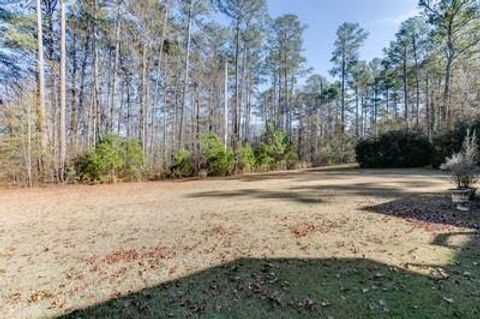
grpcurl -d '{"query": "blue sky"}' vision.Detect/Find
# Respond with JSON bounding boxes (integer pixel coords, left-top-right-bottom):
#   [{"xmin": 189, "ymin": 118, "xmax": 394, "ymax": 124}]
[{"xmin": 266, "ymin": 0, "xmax": 420, "ymax": 78}]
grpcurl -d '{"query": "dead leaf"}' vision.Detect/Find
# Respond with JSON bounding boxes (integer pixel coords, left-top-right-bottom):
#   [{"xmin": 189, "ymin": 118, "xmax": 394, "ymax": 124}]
[{"xmin": 28, "ymin": 291, "xmax": 54, "ymax": 303}]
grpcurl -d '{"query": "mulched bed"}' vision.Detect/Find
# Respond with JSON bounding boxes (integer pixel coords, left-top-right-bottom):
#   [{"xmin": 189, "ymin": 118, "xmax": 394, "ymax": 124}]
[{"xmin": 365, "ymin": 195, "xmax": 480, "ymax": 231}]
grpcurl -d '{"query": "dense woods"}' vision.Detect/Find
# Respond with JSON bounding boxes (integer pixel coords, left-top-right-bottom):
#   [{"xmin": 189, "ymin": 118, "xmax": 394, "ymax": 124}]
[{"xmin": 1, "ymin": 0, "xmax": 480, "ymax": 186}]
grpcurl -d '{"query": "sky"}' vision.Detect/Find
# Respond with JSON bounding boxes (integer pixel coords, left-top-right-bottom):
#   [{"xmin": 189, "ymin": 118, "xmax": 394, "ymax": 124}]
[{"xmin": 266, "ymin": 0, "xmax": 421, "ymax": 79}]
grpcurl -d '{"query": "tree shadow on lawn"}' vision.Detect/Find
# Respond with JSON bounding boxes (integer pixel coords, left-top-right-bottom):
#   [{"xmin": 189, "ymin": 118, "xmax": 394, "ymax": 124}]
[
  {"xmin": 188, "ymin": 188, "xmax": 325, "ymax": 205},
  {"xmin": 188, "ymin": 168, "xmax": 446, "ymax": 203},
  {"xmin": 60, "ymin": 197, "xmax": 480, "ymax": 319},
  {"xmin": 189, "ymin": 182, "xmax": 439, "ymax": 204},
  {"xmin": 230, "ymin": 166, "xmax": 445, "ymax": 184},
  {"xmin": 59, "ymin": 235, "xmax": 480, "ymax": 319},
  {"xmin": 231, "ymin": 166, "xmax": 360, "ymax": 183},
  {"xmin": 289, "ymin": 182, "xmax": 437, "ymax": 198}
]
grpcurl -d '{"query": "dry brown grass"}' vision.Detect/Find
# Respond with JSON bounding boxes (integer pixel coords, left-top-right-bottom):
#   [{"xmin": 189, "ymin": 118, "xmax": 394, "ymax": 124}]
[{"xmin": 0, "ymin": 167, "xmax": 475, "ymax": 318}]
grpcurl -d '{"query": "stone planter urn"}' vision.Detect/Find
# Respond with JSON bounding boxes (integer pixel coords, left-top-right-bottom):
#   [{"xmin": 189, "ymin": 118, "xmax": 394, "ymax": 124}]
[{"xmin": 450, "ymin": 188, "xmax": 476, "ymax": 211}]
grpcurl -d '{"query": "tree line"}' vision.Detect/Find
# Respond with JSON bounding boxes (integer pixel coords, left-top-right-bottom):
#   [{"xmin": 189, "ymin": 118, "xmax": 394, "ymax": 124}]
[{"xmin": 1, "ymin": 0, "xmax": 480, "ymax": 186}]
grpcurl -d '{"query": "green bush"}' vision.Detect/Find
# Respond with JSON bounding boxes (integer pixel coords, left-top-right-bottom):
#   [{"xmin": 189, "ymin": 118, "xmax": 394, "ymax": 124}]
[
  {"xmin": 356, "ymin": 130, "xmax": 433, "ymax": 168},
  {"xmin": 202, "ymin": 133, "xmax": 235, "ymax": 176},
  {"xmin": 285, "ymin": 143, "xmax": 298, "ymax": 170},
  {"xmin": 85, "ymin": 134, "xmax": 124, "ymax": 183},
  {"xmin": 171, "ymin": 148, "xmax": 194, "ymax": 178},
  {"xmin": 68, "ymin": 152, "xmax": 91, "ymax": 183},
  {"xmin": 69, "ymin": 134, "xmax": 144, "ymax": 184},
  {"xmin": 254, "ymin": 143, "xmax": 274, "ymax": 171},
  {"xmin": 255, "ymin": 126, "xmax": 297, "ymax": 171},
  {"xmin": 121, "ymin": 138, "xmax": 144, "ymax": 181},
  {"xmin": 237, "ymin": 143, "xmax": 256, "ymax": 173}
]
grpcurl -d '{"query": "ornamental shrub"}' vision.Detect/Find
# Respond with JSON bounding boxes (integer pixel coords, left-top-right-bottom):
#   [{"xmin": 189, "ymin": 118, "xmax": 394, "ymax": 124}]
[{"xmin": 441, "ymin": 130, "xmax": 479, "ymax": 189}]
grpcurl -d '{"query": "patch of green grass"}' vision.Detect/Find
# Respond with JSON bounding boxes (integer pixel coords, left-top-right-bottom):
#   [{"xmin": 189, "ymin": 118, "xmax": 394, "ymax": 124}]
[{"xmin": 63, "ymin": 233, "xmax": 480, "ymax": 319}]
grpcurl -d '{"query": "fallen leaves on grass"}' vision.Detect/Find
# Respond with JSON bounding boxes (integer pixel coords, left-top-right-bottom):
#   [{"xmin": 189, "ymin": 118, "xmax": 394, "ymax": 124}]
[
  {"xmin": 28, "ymin": 290, "xmax": 54, "ymax": 303},
  {"xmin": 48, "ymin": 298, "xmax": 66, "ymax": 310},
  {"xmin": 289, "ymin": 220, "xmax": 333, "ymax": 238},
  {"xmin": 202, "ymin": 225, "xmax": 239, "ymax": 248},
  {"xmin": 9, "ymin": 292, "xmax": 23, "ymax": 304},
  {"xmin": 105, "ymin": 249, "xmax": 141, "ymax": 264},
  {"xmin": 105, "ymin": 245, "xmax": 174, "ymax": 265},
  {"xmin": 144, "ymin": 246, "xmax": 174, "ymax": 261},
  {"xmin": 245, "ymin": 263, "xmax": 289, "ymax": 307},
  {"xmin": 249, "ymin": 282, "xmax": 282, "ymax": 306}
]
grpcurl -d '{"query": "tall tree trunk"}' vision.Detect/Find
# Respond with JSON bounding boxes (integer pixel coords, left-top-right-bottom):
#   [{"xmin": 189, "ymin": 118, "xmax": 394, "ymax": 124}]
[
  {"xmin": 180, "ymin": 0, "xmax": 193, "ymax": 149},
  {"xmin": 26, "ymin": 98, "xmax": 33, "ymax": 188},
  {"xmin": 109, "ymin": 2, "xmax": 121, "ymax": 131},
  {"xmin": 195, "ymin": 82, "xmax": 200, "ymax": 172},
  {"xmin": 126, "ymin": 78, "xmax": 131, "ymax": 138},
  {"xmin": 139, "ymin": 44, "xmax": 149, "ymax": 153},
  {"xmin": 355, "ymin": 86, "xmax": 359, "ymax": 137},
  {"xmin": 373, "ymin": 82, "xmax": 378, "ymax": 128},
  {"xmin": 45, "ymin": 0, "xmax": 57, "ymax": 181},
  {"xmin": 59, "ymin": 0, "xmax": 67, "ymax": 182},
  {"xmin": 163, "ymin": 52, "xmax": 169, "ymax": 164},
  {"xmin": 152, "ymin": 4, "xmax": 169, "ymax": 164},
  {"xmin": 35, "ymin": 0, "xmax": 48, "ymax": 174},
  {"xmin": 77, "ymin": 23, "xmax": 90, "ymax": 150},
  {"xmin": 245, "ymin": 69, "xmax": 251, "ymax": 140},
  {"xmin": 289, "ymin": 72, "xmax": 294, "ymax": 138},
  {"xmin": 403, "ymin": 49, "xmax": 409, "ymax": 127},
  {"xmin": 232, "ymin": 20, "xmax": 241, "ymax": 149},
  {"xmin": 224, "ymin": 61, "xmax": 228, "ymax": 152},
  {"xmin": 240, "ymin": 43, "xmax": 247, "ymax": 141},
  {"xmin": 276, "ymin": 70, "xmax": 281, "ymax": 128},
  {"xmin": 117, "ymin": 80, "xmax": 124, "ymax": 135},
  {"xmin": 283, "ymin": 36, "xmax": 289, "ymax": 132},
  {"xmin": 443, "ymin": 56, "xmax": 453, "ymax": 126},
  {"xmin": 69, "ymin": 14, "xmax": 78, "ymax": 149},
  {"xmin": 413, "ymin": 35, "xmax": 420, "ymax": 127},
  {"xmin": 426, "ymin": 73, "xmax": 431, "ymax": 140},
  {"xmin": 116, "ymin": 80, "xmax": 125, "ymax": 135},
  {"xmin": 341, "ymin": 53, "xmax": 346, "ymax": 131},
  {"xmin": 361, "ymin": 95, "xmax": 365, "ymax": 135},
  {"xmin": 89, "ymin": 0, "xmax": 98, "ymax": 147}
]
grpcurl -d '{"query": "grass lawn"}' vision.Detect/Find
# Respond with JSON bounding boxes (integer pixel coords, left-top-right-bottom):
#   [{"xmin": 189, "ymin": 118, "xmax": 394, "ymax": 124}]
[{"xmin": 1, "ymin": 167, "xmax": 480, "ymax": 318}]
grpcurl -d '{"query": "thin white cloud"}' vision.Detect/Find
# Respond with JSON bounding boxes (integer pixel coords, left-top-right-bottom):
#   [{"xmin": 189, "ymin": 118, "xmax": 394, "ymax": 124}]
[{"xmin": 374, "ymin": 8, "xmax": 421, "ymax": 27}]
